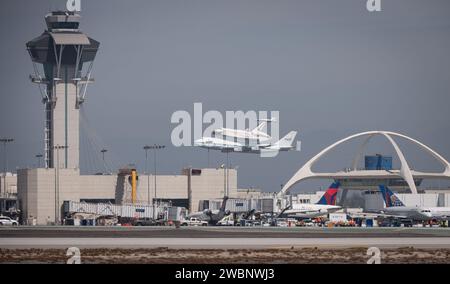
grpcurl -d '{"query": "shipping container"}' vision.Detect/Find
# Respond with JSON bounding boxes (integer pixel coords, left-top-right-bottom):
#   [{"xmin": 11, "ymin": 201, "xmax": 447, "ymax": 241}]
[
  {"xmin": 168, "ymin": 207, "xmax": 186, "ymax": 221},
  {"xmin": 249, "ymin": 199, "xmax": 261, "ymax": 211},
  {"xmin": 329, "ymin": 213, "xmax": 347, "ymax": 223},
  {"xmin": 120, "ymin": 204, "xmax": 154, "ymax": 218},
  {"xmin": 226, "ymin": 199, "xmax": 249, "ymax": 213},
  {"xmin": 261, "ymin": 199, "xmax": 275, "ymax": 213}
]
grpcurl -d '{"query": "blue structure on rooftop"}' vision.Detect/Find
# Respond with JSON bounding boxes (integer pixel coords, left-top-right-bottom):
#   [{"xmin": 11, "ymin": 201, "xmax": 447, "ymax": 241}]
[{"xmin": 365, "ymin": 155, "xmax": 392, "ymax": 171}]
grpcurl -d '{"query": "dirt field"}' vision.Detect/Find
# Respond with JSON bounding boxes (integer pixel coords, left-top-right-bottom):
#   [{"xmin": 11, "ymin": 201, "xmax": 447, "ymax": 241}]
[{"xmin": 1, "ymin": 247, "xmax": 450, "ymax": 264}]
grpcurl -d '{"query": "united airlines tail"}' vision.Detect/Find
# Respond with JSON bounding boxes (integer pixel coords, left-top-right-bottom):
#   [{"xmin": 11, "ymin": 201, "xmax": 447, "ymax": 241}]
[
  {"xmin": 316, "ymin": 182, "xmax": 340, "ymax": 205},
  {"xmin": 379, "ymin": 185, "xmax": 405, "ymax": 207}
]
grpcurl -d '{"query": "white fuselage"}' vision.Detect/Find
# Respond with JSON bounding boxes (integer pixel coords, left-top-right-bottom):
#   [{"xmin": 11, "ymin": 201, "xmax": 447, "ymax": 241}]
[
  {"xmin": 427, "ymin": 207, "xmax": 450, "ymax": 220},
  {"xmin": 194, "ymin": 137, "xmax": 294, "ymax": 154},
  {"xmin": 284, "ymin": 204, "xmax": 341, "ymax": 219},
  {"xmin": 382, "ymin": 206, "xmax": 433, "ymax": 221},
  {"xmin": 194, "ymin": 137, "xmax": 242, "ymax": 150},
  {"xmin": 213, "ymin": 128, "xmax": 271, "ymax": 142}
]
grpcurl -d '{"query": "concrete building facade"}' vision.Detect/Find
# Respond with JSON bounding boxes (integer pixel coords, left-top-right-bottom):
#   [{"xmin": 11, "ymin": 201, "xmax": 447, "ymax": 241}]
[
  {"xmin": 17, "ymin": 167, "xmax": 237, "ymax": 225},
  {"xmin": 0, "ymin": 173, "xmax": 18, "ymax": 212}
]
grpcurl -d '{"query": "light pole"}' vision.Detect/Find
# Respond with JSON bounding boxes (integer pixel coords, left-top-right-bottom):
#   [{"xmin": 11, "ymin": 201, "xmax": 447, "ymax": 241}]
[
  {"xmin": 224, "ymin": 150, "xmax": 230, "ymax": 197},
  {"xmin": 143, "ymin": 145, "xmax": 151, "ymax": 205},
  {"xmin": 0, "ymin": 138, "xmax": 14, "ymax": 199},
  {"xmin": 220, "ymin": 164, "xmax": 226, "ymax": 198},
  {"xmin": 53, "ymin": 145, "xmax": 68, "ymax": 225},
  {"xmin": 101, "ymin": 149, "xmax": 108, "ymax": 174},
  {"xmin": 36, "ymin": 154, "xmax": 43, "ymax": 168},
  {"xmin": 147, "ymin": 144, "xmax": 165, "ymax": 205}
]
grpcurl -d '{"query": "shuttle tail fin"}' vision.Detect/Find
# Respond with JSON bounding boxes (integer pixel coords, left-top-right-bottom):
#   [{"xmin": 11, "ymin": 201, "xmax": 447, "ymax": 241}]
[{"xmin": 251, "ymin": 119, "xmax": 276, "ymax": 134}]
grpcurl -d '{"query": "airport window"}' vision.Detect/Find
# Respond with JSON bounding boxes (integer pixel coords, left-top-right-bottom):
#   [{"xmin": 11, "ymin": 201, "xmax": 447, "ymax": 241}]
[{"xmin": 50, "ymin": 22, "xmax": 79, "ymax": 29}]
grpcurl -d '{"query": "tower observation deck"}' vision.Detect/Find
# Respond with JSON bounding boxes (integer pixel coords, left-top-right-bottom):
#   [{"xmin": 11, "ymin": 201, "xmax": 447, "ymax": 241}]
[{"xmin": 27, "ymin": 11, "xmax": 99, "ymax": 169}]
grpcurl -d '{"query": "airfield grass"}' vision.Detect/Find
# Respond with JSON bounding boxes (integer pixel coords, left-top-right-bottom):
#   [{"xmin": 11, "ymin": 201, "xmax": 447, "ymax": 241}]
[{"xmin": 1, "ymin": 247, "xmax": 450, "ymax": 264}]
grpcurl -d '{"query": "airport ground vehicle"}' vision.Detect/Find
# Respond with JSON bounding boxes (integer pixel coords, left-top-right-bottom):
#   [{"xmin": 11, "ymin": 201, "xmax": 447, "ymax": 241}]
[
  {"xmin": 217, "ymin": 215, "xmax": 235, "ymax": 226},
  {"xmin": 0, "ymin": 216, "xmax": 18, "ymax": 226},
  {"xmin": 378, "ymin": 218, "xmax": 413, "ymax": 227},
  {"xmin": 181, "ymin": 218, "xmax": 208, "ymax": 226},
  {"xmin": 132, "ymin": 218, "xmax": 157, "ymax": 226}
]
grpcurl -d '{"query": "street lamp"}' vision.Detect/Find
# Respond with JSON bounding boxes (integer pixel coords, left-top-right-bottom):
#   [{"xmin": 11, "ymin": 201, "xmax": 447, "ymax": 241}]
[
  {"xmin": 101, "ymin": 149, "xmax": 108, "ymax": 174},
  {"xmin": 0, "ymin": 138, "xmax": 14, "ymax": 174},
  {"xmin": 223, "ymin": 150, "xmax": 231, "ymax": 197},
  {"xmin": 143, "ymin": 145, "xmax": 151, "ymax": 205},
  {"xmin": 36, "ymin": 154, "xmax": 43, "ymax": 168},
  {"xmin": 147, "ymin": 144, "xmax": 165, "ymax": 205},
  {"xmin": 0, "ymin": 138, "xmax": 14, "ymax": 199},
  {"xmin": 53, "ymin": 145, "xmax": 68, "ymax": 225},
  {"xmin": 220, "ymin": 163, "xmax": 226, "ymax": 198}
]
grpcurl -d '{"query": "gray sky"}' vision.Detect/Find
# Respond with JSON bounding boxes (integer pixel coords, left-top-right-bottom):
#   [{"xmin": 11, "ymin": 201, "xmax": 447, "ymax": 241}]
[{"xmin": 1, "ymin": 0, "xmax": 450, "ymax": 193}]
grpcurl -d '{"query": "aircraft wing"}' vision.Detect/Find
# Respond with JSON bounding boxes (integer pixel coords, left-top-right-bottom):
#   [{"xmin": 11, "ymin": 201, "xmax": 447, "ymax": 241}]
[
  {"xmin": 365, "ymin": 211, "xmax": 409, "ymax": 219},
  {"xmin": 254, "ymin": 143, "xmax": 271, "ymax": 149},
  {"xmin": 284, "ymin": 209, "xmax": 322, "ymax": 214}
]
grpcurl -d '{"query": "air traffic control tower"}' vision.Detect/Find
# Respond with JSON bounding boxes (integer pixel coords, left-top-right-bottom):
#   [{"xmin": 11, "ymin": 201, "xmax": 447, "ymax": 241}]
[{"xmin": 27, "ymin": 11, "xmax": 99, "ymax": 169}]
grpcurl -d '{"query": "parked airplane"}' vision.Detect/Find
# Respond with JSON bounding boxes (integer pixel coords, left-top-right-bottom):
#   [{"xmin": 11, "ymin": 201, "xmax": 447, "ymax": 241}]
[
  {"xmin": 212, "ymin": 119, "xmax": 276, "ymax": 142},
  {"xmin": 377, "ymin": 185, "xmax": 432, "ymax": 221},
  {"xmin": 194, "ymin": 131, "xmax": 297, "ymax": 154},
  {"xmin": 427, "ymin": 207, "xmax": 450, "ymax": 220},
  {"xmin": 187, "ymin": 196, "xmax": 231, "ymax": 225},
  {"xmin": 379, "ymin": 185, "xmax": 450, "ymax": 221},
  {"xmin": 279, "ymin": 182, "xmax": 342, "ymax": 219}
]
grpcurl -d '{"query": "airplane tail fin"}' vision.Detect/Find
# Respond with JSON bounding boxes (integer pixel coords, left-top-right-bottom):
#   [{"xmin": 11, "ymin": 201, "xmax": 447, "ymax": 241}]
[
  {"xmin": 273, "ymin": 131, "xmax": 297, "ymax": 148},
  {"xmin": 379, "ymin": 185, "xmax": 404, "ymax": 207},
  {"xmin": 316, "ymin": 182, "xmax": 340, "ymax": 205},
  {"xmin": 220, "ymin": 196, "xmax": 229, "ymax": 212},
  {"xmin": 251, "ymin": 119, "xmax": 276, "ymax": 133}
]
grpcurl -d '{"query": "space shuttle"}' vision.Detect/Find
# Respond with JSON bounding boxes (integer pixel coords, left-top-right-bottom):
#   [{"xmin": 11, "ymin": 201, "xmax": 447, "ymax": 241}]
[{"xmin": 212, "ymin": 119, "xmax": 276, "ymax": 142}]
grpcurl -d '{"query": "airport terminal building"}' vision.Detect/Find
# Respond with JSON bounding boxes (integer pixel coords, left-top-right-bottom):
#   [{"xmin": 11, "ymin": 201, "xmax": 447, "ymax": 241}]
[
  {"xmin": 3, "ymin": 10, "xmax": 450, "ymax": 226},
  {"xmin": 16, "ymin": 167, "xmax": 237, "ymax": 225},
  {"xmin": 4, "ymin": 11, "xmax": 238, "ymax": 225}
]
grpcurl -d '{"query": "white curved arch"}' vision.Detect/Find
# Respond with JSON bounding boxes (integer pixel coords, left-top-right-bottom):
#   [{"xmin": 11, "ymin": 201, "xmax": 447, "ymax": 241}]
[
  {"xmin": 381, "ymin": 133, "xmax": 417, "ymax": 194},
  {"xmin": 279, "ymin": 131, "xmax": 450, "ymax": 196},
  {"xmin": 383, "ymin": 131, "xmax": 450, "ymax": 174}
]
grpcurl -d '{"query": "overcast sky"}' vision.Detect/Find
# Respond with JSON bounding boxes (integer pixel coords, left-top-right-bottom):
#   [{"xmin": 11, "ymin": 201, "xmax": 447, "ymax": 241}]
[{"xmin": 1, "ymin": 0, "xmax": 449, "ymax": 193}]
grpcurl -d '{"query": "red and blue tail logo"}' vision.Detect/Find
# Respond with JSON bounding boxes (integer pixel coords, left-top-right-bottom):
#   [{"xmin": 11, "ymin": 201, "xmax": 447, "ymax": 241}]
[
  {"xmin": 316, "ymin": 182, "xmax": 340, "ymax": 205},
  {"xmin": 379, "ymin": 185, "xmax": 404, "ymax": 207}
]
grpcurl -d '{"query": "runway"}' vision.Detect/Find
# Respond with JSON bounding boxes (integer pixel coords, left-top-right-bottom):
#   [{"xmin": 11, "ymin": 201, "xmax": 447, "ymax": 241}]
[
  {"xmin": 2, "ymin": 226, "xmax": 450, "ymax": 238},
  {"xmin": 2, "ymin": 227, "xmax": 450, "ymax": 249},
  {"xmin": 2, "ymin": 237, "xmax": 450, "ymax": 249}
]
